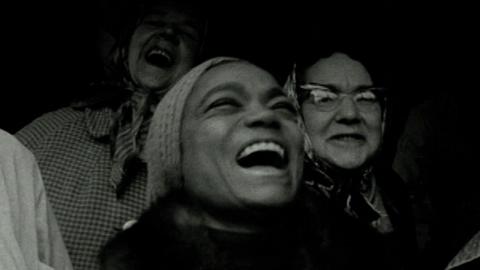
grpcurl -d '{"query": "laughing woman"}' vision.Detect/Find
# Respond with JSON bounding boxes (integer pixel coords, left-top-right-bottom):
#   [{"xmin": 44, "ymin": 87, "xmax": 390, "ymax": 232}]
[
  {"xmin": 100, "ymin": 57, "xmax": 393, "ymax": 270},
  {"xmin": 286, "ymin": 42, "xmax": 416, "ymax": 269},
  {"xmin": 100, "ymin": 57, "xmax": 308, "ymax": 270}
]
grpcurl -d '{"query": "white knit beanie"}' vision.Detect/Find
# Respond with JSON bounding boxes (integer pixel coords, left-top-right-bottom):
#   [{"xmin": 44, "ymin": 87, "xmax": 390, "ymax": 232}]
[{"xmin": 145, "ymin": 57, "xmax": 241, "ymax": 204}]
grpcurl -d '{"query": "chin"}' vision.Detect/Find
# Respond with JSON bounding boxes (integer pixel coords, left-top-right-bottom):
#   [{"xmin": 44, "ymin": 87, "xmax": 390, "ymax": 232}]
[
  {"xmin": 323, "ymin": 148, "xmax": 365, "ymax": 169},
  {"xmin": 244, "ymin": 186, "xmax": 297, "ymax": 208},
  {"xmin": 331, "ymin": 157, "xmax": 366, "ymax": 170}
]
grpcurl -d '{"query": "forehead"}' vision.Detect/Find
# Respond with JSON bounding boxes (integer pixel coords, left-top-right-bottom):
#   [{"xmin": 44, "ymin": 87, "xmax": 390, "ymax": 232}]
[
  {"xmin": 301, "ymin": 52, "xmax": 373, "ymax": 87},
  {"xmin": 192, "ymin": 62, "xmax": 278, "ymax": 97},
  {"xmin": 143, "ymin": 2, "xmax": 204, "ymax": 21}
]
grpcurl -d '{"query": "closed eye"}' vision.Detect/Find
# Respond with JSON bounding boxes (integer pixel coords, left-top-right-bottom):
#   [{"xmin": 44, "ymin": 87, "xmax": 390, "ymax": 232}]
[
  {"xmin": 271, "ymin": 100, "xmax": 297, "ymax": 115},
  {"xmin": 355, "ymin": 91, "xmax": 378, "ymax": 102},
  {"xmin": 205, "ymin": 98, "xmax": 241, "ymax": 112},
  {"xmin": 310, "ymin": 89, "xmax": 337, "ymax": 103}
]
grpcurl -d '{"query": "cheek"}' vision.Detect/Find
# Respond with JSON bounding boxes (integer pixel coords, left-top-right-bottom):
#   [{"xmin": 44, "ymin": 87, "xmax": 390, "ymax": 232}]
[
  {"xmin": 177, "ymin": 42, "xmax": 197, "ymax": 67},
  {"xmin": 182, "ymin": 119, "xmax": 231, "ymax": 164},
  {"xmin": 181, "ymin": 127, "xmax": 217, "ymax": 195},
  {"xmin": 127, "ymin": 37, "xmax": 143, "ymax": 70},
  {"xmin": 181, "ymin": 121, "xmax": 236, "ymax": 207},
  {"xmin": 128, "ymin": 28, "xmax": 153, "ymax": 59},
  {"xmin": 301, "ymin": 106, "xmax": 330, "ymax": 142},
  {"xmin": 363, "ymin": 112, "xmax": 383, "ymax": 145}
]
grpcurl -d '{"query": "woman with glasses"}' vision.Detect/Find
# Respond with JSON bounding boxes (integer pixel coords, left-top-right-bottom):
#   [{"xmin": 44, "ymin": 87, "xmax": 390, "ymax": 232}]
[{"xmin": 286, "ymin": 42, "xmax": 416, "ymax": 268}]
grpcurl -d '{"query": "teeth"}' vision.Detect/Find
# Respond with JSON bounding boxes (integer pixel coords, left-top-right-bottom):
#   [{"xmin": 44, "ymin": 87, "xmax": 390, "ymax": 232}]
[
  {"xmin": 148, "ymin": 48, "xmax": 172, "ymax": 62},
  {"xmin": 238, "ymin": 141, "xmax": 285, "ymax": 160}
]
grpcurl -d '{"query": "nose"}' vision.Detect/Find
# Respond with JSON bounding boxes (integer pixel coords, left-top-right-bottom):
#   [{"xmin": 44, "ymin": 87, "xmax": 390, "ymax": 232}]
[
  {"xmin": 334, "ymin": 96, "xmax": 361, "ymax": 124},
  {"xmin": 158, "ymin": 24, "xmax": 179, "ymax": 45},
  {"xmin": 244, "ymin": 106, "xmax": 281, "ymax": 130}
]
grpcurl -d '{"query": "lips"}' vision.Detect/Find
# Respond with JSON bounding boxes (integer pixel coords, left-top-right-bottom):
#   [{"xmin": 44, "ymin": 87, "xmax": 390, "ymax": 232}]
[
  {"xmin": 145, "ymin": 46, "xmax": 174, "ymax": 68},
  {"xmin": 236, "ymin": 141, "xmax": 287, "ymax": 169},
  {"xmin": 329, "ymin": 133, "xmax": 366, "ymax": 144}
]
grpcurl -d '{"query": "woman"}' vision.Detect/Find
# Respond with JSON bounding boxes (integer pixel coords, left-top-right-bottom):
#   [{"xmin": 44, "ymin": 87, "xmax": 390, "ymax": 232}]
[
  {"xmin": 286, "ymin": 46, "xmax": 416, "ymax": 268},
  {"xmin": 15, "ymin": 2, "xmax": 208, "ymax": 269},
  {"xmin": 100, "ymin": 57, "xmax": 307, "ymax": 269},
  {"xmin": 101, "ymin": 57, "xmax": 396, "ymax": 270}
]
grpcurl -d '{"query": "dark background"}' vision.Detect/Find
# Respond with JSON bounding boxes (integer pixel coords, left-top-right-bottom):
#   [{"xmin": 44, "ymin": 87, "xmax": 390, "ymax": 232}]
[{"xmin": 1, "ymin": 0, "xmax": 475, "ymax": 136}]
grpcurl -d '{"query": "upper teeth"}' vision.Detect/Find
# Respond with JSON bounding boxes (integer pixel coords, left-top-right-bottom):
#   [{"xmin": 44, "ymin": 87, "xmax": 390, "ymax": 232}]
[
  {"xmin": 238, "ymin": 141, "xmax": 285, "ymax": 160},
  {"xmin": 149, "ymin": 48, "xmax": 172, "ymax": 62}
]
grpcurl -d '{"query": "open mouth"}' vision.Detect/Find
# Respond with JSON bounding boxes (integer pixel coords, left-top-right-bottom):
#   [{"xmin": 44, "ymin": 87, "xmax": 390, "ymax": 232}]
[
  {"xmin": 145, "ymin": 48, "xmax": 174, "ymax": 68},
  {"xmin": 236, "ymin": 141, "xmax": 287, "ymax": 169}
]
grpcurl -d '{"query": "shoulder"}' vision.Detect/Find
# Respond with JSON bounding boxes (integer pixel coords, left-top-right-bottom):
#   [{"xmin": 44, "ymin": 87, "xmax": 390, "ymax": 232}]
[
  {"xmin": 0, "ymin": 129, "xmax": 41, "ymax": 211},
  {"xmin": 0, "ymin": 129, "xmax": 23, "ymax": 153},
  {"xmin": 15, "ymin": 107, "xmax": 85, "ymax": 149},
  {"xmin": 16, "ymin": 106, "xmax": 114, "ymax": 153},
  {"xmin": 0, "ymin": 129, "xmax": 36, "ymax": 167},
  {"xmin": 301, "ymin": 188, "xmax": 399, "ymax": 269}
]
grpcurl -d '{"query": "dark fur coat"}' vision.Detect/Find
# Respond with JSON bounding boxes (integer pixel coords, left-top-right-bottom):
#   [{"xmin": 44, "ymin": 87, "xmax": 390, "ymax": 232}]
[{"xmin": 100, "ymin": 190, "xmax": 404, "ymax": 270}]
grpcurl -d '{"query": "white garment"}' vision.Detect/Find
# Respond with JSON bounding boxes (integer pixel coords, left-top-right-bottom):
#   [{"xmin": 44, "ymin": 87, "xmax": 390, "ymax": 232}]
[
  {"xmin": 0, "ymin": 130, "xmax": 72, "ymax": 270},
  {"xmin": 446, "ymin": 230, "xmax": 480, "ymax": 270}
]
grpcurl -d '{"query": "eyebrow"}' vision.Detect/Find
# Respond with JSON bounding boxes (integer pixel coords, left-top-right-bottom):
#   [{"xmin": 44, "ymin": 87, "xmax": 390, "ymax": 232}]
[
  {"xmin": 197, "ymin": 82, "xmax": 246, "ymax": 108},
  {"xmin": 302, "ymin": 82, "xmax": 375, "ymax": 93}
]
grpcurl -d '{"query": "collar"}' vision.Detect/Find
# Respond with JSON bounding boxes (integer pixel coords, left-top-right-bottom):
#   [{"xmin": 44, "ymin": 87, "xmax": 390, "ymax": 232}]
[
  {"xmin": 84, "ymin": 106, "xmax": 114, "ymax": 139},
  {"xmin": 304, "ymin": 157, "xmax": 381, "ymax": 223}
]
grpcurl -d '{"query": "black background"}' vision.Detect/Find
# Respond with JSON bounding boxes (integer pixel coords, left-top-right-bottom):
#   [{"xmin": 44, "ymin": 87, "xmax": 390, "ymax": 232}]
[{"xmin": 1, "ymin": 0, "xmax": 475, "ymax": 135}]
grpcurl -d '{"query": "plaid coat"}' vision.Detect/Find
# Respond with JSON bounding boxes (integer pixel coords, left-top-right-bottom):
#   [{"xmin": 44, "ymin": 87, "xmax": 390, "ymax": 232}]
[{"xmin": 16, "ymin": 106, "xmax": 148, "ymax": 270}]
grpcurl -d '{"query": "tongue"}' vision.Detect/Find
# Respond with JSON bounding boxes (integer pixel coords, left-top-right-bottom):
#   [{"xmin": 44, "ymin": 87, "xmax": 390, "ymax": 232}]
[{"xmin": 237, "ymin": 151, "xmax": 284, "ymax": 169}]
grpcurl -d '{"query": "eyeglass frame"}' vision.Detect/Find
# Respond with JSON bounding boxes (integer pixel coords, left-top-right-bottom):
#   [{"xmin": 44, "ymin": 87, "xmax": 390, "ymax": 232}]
[{"xmin": 296, "ymin": 83, "xmax": 388, "ymax": 112}]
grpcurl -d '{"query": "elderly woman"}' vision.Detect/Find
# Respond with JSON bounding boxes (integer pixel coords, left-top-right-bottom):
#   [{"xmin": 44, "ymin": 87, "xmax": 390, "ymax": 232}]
[
  {"xmin": 16, "ymin": 1, "xmax": 208, "ymax": 269},
  {"xmin": 286, "ymin": 44, "xmax": 416, "ymax": 268},
  {"xmin": 100, "ymin": 57, "xmax": 401, "ymax": 270}
]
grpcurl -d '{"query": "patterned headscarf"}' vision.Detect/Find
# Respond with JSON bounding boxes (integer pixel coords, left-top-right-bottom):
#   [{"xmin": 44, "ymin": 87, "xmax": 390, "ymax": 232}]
[
  {"xmin": 284, "ymin": 65, "xmax": 335, "ymax": 193},
  {"xmin": 145, "ymin": 57, "xmax": 240, "ymax": 204},
  {"xmin": 284, "ymin": 64, "xmax": 386, "ymax": 224}
]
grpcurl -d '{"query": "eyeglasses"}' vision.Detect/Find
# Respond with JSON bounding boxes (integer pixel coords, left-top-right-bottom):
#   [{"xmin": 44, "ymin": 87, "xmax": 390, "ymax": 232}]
[{"xmin": 298, "ymin": 83, "xmax": 387, "ymax": 112}]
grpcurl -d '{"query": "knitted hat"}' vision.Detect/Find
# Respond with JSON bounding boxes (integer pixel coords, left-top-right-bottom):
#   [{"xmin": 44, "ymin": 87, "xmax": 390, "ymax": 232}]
[{"xmin": 145, "ymin": 57, "xmax": 240, "ymax": 204}]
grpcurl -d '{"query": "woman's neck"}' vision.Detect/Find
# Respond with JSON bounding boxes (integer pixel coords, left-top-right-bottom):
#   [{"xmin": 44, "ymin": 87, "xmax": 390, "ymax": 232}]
[{"xmin": 173, "ymin": 202, "xmax": 295, "ymax": 234}]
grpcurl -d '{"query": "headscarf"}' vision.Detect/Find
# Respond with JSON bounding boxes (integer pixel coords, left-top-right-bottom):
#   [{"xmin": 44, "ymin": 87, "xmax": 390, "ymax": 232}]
[
  {"xmin": 284, "ymin": 65, "xmax": 335, "ymax": 194},
  {"xmin": 145, "ymin": 57, "xmax": 240, "ymax": 204},
  {"xmin": 75, "ymin": 1, "xmax": 209, "ymax": 194},
  {"xmin": 284, "ymin": 64, "xmax": 387, "ymax": 224}
]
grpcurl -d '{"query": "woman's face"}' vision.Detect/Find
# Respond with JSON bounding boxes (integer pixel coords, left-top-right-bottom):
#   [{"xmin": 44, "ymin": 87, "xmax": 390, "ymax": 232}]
[
  {"xmin": 300, "ymin": 52, "xmax": 383, "ymax": 170},
  {"xmin": 127, "ymin": 2, "xmax": 204, "ymax": 94},
  {"xmin": 181, "ymin": 62, "xmax": 304, "ymax": 226}
]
